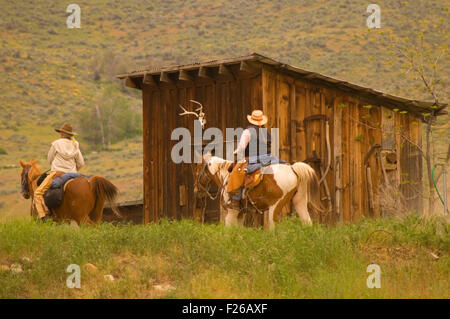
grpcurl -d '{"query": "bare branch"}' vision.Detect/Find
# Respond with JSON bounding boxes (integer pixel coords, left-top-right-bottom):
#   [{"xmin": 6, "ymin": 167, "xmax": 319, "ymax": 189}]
[{"xmin": 349, "ymin": 115, "xmax": 426, "ymax": 159}]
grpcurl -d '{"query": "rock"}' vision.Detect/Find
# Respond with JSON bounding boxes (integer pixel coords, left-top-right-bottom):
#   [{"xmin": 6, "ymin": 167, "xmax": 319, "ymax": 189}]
[
  {"xmin": 0, "ymin": 265, "xmax": 10, "ymax": 272},
  {"xmin": 429, "ymin": 252, "xmax": 440, "ymax": 260},
  {"xmin": 83, "ymin": 263, "xmax": 98, "ymax": 272},
  {"xmin": 104, "ymin": 274, "xmax": 115, "ymax": 281},
  {"xmin": 153, "ymin": 283, "xmax": 176, "ymax": 292},
  {"xmin": 10, "ymin": 263, "xmax": 23, "ymax": 273},
  {"xmin": 70, "ymin": 220, "xmax": 80, "ymax": 230}
]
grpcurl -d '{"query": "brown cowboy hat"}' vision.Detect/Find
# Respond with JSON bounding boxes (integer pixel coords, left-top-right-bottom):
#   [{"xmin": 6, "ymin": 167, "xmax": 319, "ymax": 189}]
[
  {"xmin": 247, "ymin": 110, "xmax": 268, "ymax": 126},
  {"xmin": 55, "ymin": 123, "xmax": 77, "ymax": 136}
]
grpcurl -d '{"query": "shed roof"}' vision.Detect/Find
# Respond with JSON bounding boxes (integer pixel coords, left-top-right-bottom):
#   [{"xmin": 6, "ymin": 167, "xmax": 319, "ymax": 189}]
[{"xmin": 117, "ymin": 52, "xmax": 447, "ymax": 117}]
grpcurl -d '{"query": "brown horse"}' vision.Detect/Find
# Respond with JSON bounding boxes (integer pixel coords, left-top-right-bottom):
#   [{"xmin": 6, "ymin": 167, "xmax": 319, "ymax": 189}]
[{"xmin": 19, "ymin": 159, "xmax": 119, "ymax": 225}]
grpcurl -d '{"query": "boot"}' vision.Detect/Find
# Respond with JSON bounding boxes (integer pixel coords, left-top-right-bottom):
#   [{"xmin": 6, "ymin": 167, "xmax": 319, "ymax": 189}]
[{"xmin": 40, "ymin": 214, "xmax": 52, "ymax": 222}]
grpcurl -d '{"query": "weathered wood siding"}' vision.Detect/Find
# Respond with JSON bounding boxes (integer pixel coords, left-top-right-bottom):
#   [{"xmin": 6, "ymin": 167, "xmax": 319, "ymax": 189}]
[
  {"xmin": 142, "ymin": 66, "xmax": 261, "ymax": 222},
  {"xmin": 261, "ymin": 67, "xmax": 423, "ymax": 223},
  {"xmin": 141, "ymin": 64, "xmax": 423, "ymax": 224}
]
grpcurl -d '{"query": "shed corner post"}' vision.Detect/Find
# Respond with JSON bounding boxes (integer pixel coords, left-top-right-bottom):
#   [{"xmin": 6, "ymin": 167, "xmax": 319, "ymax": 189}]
[{"xmin": 142, "ymin": 84, "xmax": 151, "ymax": 224}]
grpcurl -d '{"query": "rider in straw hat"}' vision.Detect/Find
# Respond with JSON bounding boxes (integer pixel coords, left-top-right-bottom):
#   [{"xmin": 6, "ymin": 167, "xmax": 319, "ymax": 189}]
[
  {"xmin": 234, "ymin": 109, "xmax": 272, "ymax": 158},
  {"xmin": 231, "ymin": 110, "xmax": 272, "ymax": 201},
  {"xmin": 33, "ymin": 123, "xmax": 85, "ymax": 220}
]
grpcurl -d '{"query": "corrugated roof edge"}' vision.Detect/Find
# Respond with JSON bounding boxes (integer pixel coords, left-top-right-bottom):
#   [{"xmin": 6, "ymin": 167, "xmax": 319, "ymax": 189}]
[{"xmin": 116, "ymin": 52, "xmax": 447, "ymax": 115}]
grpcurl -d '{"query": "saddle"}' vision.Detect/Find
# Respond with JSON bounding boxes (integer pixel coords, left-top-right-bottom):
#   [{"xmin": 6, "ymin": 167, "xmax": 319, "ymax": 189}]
[
  {"xmin": 243, "ymin": 164, "xmax": 262, "ymax": 189},
  {"xmin": 244, "ymin": 154, "xmax": 287, "ymax": 189},
  {"xmin": 37, "ymin": 172, "xmax": 90, "ymax": 209},
  {"xmin": 228, "ymin": 155, "xmax": 286, "ymax": 194}
]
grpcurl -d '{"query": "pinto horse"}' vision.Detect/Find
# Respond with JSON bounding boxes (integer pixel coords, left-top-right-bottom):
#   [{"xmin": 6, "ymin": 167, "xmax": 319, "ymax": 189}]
[
  {"xmin": 195, "ymin": 154, "xmax": 273, "ymax": 227},
  {"xmin": 19, "ymin": 159, "xmax": 119, "ymax": 225},
  {"xmin": 227, "ymin": 159, "xmax": 323, "ymax": 230}
]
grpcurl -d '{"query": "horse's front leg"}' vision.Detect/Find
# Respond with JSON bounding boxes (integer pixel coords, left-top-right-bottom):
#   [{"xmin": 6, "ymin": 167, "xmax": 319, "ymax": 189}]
[
  {"xmin": 264, "ymin": 207, "xmax": 276, "ymax": 231},
  {"xmin": 219, "ymin": 204, "xmax": 227, "ymax": 224},
  {"xmin": 224, "ymin": 199, "xmax": 242, "ymax": 227}
]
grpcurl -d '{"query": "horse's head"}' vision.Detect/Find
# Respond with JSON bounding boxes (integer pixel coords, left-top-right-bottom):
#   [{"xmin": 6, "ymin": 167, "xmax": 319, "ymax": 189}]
[
  {"xmin": 194, "ymin": 153, "xmax": 233, "ymax": 199},
  {"xmin": 19, "ymin": 159, "xmax": 39, "ymax": 199},
  {"xmin": 193, "ymin": 154, "xmax": 213, "ymax": 194},
  {"xmin": 227, "ymin": 159, "xmax": 248, "ymax": 194}
]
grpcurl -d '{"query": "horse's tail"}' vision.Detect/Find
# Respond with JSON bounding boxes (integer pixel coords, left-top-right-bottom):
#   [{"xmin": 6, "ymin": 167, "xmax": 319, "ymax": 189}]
[
  {"xmin": 90, "ymin": 176, "xmax": 121, "ymax": 218},
  {"xmin": 291, "ymin": 162, "xmax": 325, "ymax": 215}
]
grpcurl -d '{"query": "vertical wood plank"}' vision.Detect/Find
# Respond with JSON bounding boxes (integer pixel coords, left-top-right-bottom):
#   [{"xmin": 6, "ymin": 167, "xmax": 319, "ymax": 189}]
[
  {"xmin": 333, "ymin": 95, "xmax": 343, "ymax": 223},
  {"xmin": 295, "ymin": 80, "xmax": 306, "ymax": 161},
  {"xmin": 341, "ymin": 98, "xmax": 351, "ymax": 222},
  {"xmin": 380, "ymin": 107, "xmax": 398, "ymax": 217},
  {"xmin": 277, "ymin": 75, "xmax": 291, "ymax": 161},
  {"xmin": 290, "ymin": 82, "xmax": 297, "ymax": 162},
  {"xmin": 409, "ymin": 116, "xmax": 423, "ymax": 213},
  {"xmin": 369, "ymin": 105, "xmax": 382, "ymax": 217}
]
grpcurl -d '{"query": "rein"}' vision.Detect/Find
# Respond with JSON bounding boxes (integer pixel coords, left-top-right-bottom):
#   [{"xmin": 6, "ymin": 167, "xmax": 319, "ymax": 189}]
[
  {"xmin": 245, "ymin": 190, "xmax": 265, "ymax": 215},
  {"xmin": 197, "ymin": 162, "xmax": 221, "ymax": 200},
  {"xmin": 21, "ymin": 166, "xmax": 41, "ymax": 197},
  {"xmin": 21, "ymin": 167, "xmax": 30, "ymax": 194}
]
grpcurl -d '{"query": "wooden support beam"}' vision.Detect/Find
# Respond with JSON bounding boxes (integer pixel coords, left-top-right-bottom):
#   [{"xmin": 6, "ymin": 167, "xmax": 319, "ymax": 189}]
[
  {"xmin": 304, "ymin": 73, "xmax": 317, "ymax": 79},
  {"xmin": 142, "ymin": 73, "xmax": 156, "ymax": 86},
  {"xmin": 179, "ymin": 69, "xmax": 193, "ymax": 82},
  {"xmin": 240, "ymin": 60, "xmax": 257, "ymax": 73},
  {"xmin": 198, "ymin": 66, "xmax": 213, "ymax": 80},
  {"xmin": 125, "ymin": 77, "xmax": 138, "ymax": 89},
  {"xmin": 218, "ymin": 64, "xmax": 231, "ymax": 76},
  {"xmin": 160, "ymin": 71, "xmax": 173, "ymax": 83}
]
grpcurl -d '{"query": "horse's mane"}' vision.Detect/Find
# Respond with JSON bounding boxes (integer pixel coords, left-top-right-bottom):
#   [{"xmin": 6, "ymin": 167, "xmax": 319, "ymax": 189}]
[{"xmin": 23, "ymin": 160, "xmax": 42, "ymax": 180}]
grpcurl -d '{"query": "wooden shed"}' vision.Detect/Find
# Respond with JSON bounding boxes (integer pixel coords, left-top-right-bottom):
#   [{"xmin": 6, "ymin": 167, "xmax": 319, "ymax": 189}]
[{"xmin": 117, "ymin": 53, "xmax": 445, "ymax": 224}]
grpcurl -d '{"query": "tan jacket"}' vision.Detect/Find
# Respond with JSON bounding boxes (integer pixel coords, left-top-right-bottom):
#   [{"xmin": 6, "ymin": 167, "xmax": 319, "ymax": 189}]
[{"xmin": 47, "ymin": 138, "xmax": 85, "ymax": 173}]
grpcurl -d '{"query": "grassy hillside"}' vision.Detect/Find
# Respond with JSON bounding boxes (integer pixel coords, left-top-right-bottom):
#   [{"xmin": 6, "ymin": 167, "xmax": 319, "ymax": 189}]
[
  {"xmin": 0, "ymin": 215, "xmax": 448, "ymax": 298},
  {"xmin": 0, "ymin": 0, "xmax": 448, "ymax": 219}
]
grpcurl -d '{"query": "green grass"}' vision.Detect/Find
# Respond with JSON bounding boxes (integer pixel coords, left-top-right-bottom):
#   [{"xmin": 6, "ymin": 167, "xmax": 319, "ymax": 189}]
[{"xmin": 0, "ymin": 214, "xmax": 448, "ymax": 298}]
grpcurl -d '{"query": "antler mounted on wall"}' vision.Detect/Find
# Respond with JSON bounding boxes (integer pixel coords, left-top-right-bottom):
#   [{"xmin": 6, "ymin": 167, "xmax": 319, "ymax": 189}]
[{"xmin": 179, "ymin": 99, "xmax": 206, "ymax": 128}]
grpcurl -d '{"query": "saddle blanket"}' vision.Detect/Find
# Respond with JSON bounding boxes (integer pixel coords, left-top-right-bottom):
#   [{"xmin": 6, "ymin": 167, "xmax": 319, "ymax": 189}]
[
  {"xmin": 50, "ymin": 172, "xmax": 91, "ymax": 189},
  {"xmin": 246, "ymin": 154, "xmax": 287, "ymax": 174}
]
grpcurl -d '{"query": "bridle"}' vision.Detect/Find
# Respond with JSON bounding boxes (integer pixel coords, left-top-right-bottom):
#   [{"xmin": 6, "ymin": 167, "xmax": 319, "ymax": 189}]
[
  {"xmin": 21, "ymin": 165, "xmax": 39, "ymax": 199},
  {"xmin": 196, "ymin": 162, "xmax": 222, "ymax": 200},
  {"xmin": 21, "ymin": 167, "xmax": 31, "ymax": 199}
]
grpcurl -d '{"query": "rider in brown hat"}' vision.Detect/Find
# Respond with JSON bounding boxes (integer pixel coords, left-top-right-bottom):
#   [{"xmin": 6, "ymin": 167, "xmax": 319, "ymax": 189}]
[{"xmin": 33, "ymin": 123, "xmax": 85, "ymax": 220}]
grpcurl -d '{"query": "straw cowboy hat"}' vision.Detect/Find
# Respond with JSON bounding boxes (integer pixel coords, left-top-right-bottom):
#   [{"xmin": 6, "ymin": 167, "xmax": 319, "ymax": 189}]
[
  {"xmin": 55, "ymin": 123, "xmax": 77, "ymax": 136},
  {"xmin": 247, "ymin": 110, "xmax": 268, "ymax": 126}
]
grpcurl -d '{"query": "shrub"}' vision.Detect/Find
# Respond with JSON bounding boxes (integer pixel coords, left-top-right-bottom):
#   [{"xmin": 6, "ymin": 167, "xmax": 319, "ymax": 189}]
[{"xmin": 76, "ymin": 83, "xmax": 142, "ymax": 149}]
